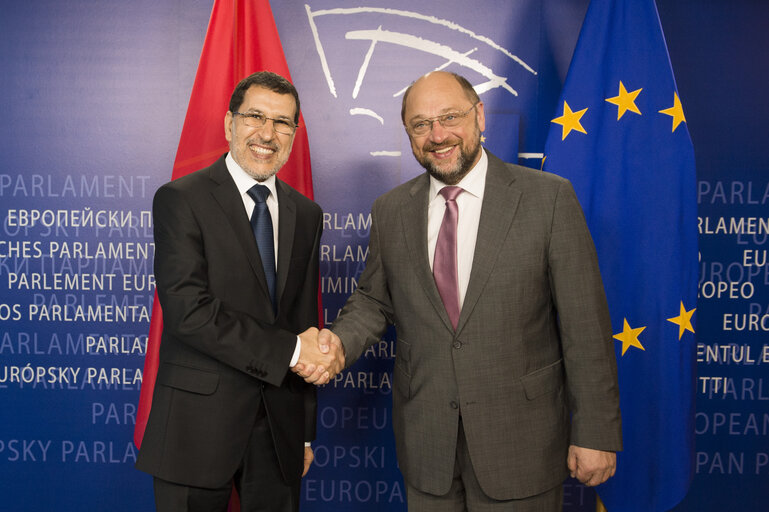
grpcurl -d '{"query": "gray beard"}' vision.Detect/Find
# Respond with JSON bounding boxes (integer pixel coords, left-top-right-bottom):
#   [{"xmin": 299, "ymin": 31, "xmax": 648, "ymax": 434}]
[
  {"xmin": 422, "ymin": 140, "xmax": 481, "ymax": 185},
  {"xmin": 245, "ymin": 168, "xmax": 279, "ymax": 182}
]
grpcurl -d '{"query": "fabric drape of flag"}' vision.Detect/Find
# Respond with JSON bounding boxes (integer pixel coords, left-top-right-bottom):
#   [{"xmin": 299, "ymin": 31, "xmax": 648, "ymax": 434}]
[
  {"xmin": 134, "ymin": 0, "xmax": 314, "ymax": 450},
  {"xmin": 542, "ymin": 0, "xmax": 697, "ymax": 510}
]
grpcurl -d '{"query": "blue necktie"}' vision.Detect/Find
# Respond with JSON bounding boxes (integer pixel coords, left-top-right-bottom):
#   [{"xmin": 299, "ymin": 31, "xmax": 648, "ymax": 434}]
[{"xmin": 247, "ymin": 184, "xmax": 276, "ymax": 312}]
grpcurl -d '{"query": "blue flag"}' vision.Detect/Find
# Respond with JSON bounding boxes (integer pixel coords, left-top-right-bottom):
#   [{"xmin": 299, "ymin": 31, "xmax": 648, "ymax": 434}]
[{"xmin": 542, "ymin": 0, "xmax": 697, "ymax": 510}]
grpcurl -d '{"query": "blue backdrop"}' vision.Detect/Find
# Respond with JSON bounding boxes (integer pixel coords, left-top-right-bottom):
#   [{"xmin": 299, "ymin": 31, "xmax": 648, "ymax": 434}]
[{"xmin": 0, "ymin": 1, "xmax": 766, "ymax": 510}]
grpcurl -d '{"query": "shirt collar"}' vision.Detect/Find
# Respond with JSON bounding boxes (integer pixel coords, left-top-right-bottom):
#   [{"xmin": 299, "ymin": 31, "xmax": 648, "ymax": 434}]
[
  {"xmin": 226, "ymin": 152, "xmax": 278, "ymax": 201},
  {"xmin": 429, "ymin": 147, "xmax": 488, "ymax": 201}
]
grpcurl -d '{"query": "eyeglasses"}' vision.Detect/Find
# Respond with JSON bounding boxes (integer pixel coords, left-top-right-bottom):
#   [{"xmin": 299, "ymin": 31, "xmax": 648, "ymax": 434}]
[
  {"xmin": 232, "ymin": 111, "xmax": 298, "ymax": 135},
  {"xmin": 407, "ymin": 103, "xmax": 478, "ymax": 136}
]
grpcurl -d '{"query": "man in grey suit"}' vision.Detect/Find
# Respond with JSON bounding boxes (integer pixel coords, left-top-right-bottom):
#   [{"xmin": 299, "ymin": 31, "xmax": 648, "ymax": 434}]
[{"xmin": 297, "ymin": 71, "xmax": 622, "ymax": 510}]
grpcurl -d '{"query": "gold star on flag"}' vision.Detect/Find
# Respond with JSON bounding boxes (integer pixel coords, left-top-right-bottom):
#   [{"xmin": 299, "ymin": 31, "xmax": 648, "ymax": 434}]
[
  {"xmin": 605, "ymin": 81, "xmax": 642, "ymax": 120},
  {"xmin": 613, "ymin": 318, "xmax": 646, "ymax": 356},
  {"xmin": 480, "ymin": 134, "xmax": 486, "ymax": 143},
  {"xmin": 667, "ymin": 301, "xmax": 696, "ymax": 340},
  {"xmin": 551, "ymin": 101, "xmax": 588, "ymax": 140},
  {"xmin": 659, "ymin": 92, "xmax": 687, "ymax": 132}
]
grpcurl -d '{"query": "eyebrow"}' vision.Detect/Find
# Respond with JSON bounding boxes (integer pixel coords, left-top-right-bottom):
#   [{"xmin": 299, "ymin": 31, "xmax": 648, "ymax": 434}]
[
  {"xmin": 408, "ymin": 108, "xmax": 466, "ymax": 123},
  {"xmin": 242, "ymin": 108, "xmax": 293, "ymax": 121}
]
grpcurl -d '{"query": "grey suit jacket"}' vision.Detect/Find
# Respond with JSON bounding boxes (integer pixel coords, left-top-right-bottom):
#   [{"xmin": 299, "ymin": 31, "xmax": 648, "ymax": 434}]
[
  {"xmin": 332, "ymin": 149, "xmax": 622, "ymax": 500},
  {"xmin": 136, "ymin": 155, "xmax": 322, "ymax": 488}
]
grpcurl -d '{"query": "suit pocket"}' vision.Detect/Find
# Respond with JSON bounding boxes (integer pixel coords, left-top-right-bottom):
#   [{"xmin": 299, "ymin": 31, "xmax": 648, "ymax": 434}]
[
  {"xmin": 393, "ymin": 338, "xmax": 412, "ymax": 399},
  {"xmin": 158, "ymin": 362, "xmax": 219, "ymax": 395},
  {"xmin": 394, "ymin": 338, "xmax": 411, "ymax": 376},
  {"xmin": 521, "ymin": 359, "xmax": 564, "ymax": 400}
]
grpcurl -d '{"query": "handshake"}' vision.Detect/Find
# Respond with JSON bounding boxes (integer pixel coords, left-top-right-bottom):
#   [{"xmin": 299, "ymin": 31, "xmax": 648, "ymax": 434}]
[{"xmin": 291, "ymin": 327, "xmax": 345, "ymax": 385}]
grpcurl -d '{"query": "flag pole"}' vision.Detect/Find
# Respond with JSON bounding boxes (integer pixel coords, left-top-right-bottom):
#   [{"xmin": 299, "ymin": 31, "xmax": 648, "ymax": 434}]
[{"xmin": 597, "ymin": 495, "xmax": 608, "ymax": 512}]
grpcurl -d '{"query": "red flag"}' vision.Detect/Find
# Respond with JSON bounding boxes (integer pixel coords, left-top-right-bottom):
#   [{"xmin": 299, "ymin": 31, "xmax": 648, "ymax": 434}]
[{"xmin": 135, "ymin": 0, "xmax": 314, "ymax": 449}]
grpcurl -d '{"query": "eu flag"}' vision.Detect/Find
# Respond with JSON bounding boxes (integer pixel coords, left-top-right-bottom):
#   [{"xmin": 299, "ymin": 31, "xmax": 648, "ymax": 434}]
[{"xmin": 542, "ymin": 0, "xmax": 697, "ymax": 510}]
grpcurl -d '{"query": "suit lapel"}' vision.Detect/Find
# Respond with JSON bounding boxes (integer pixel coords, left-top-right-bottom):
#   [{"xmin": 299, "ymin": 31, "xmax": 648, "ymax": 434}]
[
  {"xmin": 208, "ymin": 158, "xmax": 274, "ymax": 316},
  {"xmin": 400, "ymin": 174, "xmax": 456, "ymax": 333},
  {"xmin": 456, "ymin": 151, "xmax": 521, "ymax": 334},
  {"xmin": 275, "ymin": 179, "xmax": 296, "ymax": 314}
]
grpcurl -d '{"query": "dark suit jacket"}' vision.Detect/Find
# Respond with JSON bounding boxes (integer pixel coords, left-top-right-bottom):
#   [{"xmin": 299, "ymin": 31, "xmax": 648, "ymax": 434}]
[
  {"xmin": 332, "ymin": 150, "xmax": 622, "ymax": 500},
  {"xmin": 136, "ymin": 154, "xmax": 322, "ymax": 489}
]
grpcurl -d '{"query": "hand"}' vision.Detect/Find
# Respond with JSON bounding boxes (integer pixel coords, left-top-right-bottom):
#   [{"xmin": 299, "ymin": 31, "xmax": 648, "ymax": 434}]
[
  {"xmin": 317, "ymin": 328, "xmax": 345, "ymax": 358},
  {"xmin": 315, "ymin": 328, "xmax": 345, "ymax": 380},
  {"xmin": 292, "ymin": 327, "xmax": 344, "ymax": 385},
  {"xmin": 302, "ymin": 446, "xmax": 314, "ymax": 477},
  {"xmin": 567, "ymin": 445, "xmax": 616, "ymax": 487}
]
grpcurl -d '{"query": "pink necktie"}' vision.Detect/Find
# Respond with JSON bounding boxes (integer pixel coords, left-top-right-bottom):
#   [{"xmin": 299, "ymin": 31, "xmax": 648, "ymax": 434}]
[{"xmin": 434, "ymin": 186, "xmax": 463, "ymax": 329}]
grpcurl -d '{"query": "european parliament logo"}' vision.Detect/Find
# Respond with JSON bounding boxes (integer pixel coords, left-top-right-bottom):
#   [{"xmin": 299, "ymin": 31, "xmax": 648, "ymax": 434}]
[{"xmin": 301, "ymin": 4, "xmax": 542, "ymax": 169}]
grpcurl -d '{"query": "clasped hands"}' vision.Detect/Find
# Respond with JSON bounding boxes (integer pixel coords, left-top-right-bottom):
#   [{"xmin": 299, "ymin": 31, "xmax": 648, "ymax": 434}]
[{"xmin": 292, "ymin": 327, "xmax": 345, "ymax": 385}]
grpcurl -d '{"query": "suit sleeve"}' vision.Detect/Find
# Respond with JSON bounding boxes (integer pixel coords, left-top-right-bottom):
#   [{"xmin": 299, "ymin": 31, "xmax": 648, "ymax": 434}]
[
  {"xmin": 547, "ymin": 179, "xmax": 623, "ymax": 451},
  {"xmin": 153, "ymin": 183, "xmax": 296, "ymax": 387},
  {"xmin": 332, "ymin": 199, "xmax": 394, "ymax": 366},
  {"xmin": 302, "ymin": 214, "xmax": 323, "ymax": 442}
]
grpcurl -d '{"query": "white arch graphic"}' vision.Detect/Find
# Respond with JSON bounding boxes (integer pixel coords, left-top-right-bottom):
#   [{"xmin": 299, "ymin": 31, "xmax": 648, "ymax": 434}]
[{"xmin": 305, "ymin": 5, "xmax": 537, "ymax": 99}]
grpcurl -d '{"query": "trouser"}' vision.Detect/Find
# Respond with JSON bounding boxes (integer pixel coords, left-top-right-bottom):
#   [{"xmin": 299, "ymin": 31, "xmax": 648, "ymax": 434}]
[{"xmin": 406, "ymin": 418, "xmax": 563, "ymax": 512}]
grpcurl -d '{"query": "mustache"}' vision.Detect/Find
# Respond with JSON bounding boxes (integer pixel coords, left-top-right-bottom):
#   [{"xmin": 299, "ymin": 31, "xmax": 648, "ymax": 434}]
[
  {"xmin": 247, "ymin": 138, "xmax": 279, "ymax": 151},
  {"xmin": 422, "ymin": 138, "xmax": 459, "ymax": 153}
]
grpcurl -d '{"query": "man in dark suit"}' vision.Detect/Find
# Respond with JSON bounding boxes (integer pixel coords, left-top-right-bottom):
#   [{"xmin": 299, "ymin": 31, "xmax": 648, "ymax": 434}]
[
  {"xmin": 299, "ymin": 71, "xmax": 622, "ymax": 511},
  {"xmin": 136, "ymin": 71, "xmax": 344, "ymax": 512}
]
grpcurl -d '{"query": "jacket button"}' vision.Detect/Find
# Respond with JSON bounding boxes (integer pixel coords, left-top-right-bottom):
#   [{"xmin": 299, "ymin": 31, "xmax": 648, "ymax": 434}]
[
  {"xmin": 453, "ymin": 340, "xmax": 462, "ymax": 349},
  {"xmin": 450, "ymin": 401, "xmax": 458, "ymax": 409}
]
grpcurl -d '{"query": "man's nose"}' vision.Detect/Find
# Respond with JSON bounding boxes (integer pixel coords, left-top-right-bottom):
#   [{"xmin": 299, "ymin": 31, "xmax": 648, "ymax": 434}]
[
  {"xmin": 256, "ymin": 119, "xmax": 277, "ymax": 139},
  {"xmin": 428, "ymin": 120, "xmax": 449, "ymax": 142}
]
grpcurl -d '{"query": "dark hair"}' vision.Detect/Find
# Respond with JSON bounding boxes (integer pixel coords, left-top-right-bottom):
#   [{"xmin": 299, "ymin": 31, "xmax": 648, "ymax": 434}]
[
  {"xmin": 401, "ymin": 72, "xmax": 480, "ymax": 124},
  {"xmin": 228, "ymin": 71, "xmax": 301, "ymax": 124}
]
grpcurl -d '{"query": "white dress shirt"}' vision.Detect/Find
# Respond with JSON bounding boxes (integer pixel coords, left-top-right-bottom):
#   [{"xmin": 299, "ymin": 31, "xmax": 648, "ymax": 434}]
[
  {"xmin": 427, "ymin": 149, "xmax": 488, "ymax": 308},
  {"xmin": 225, "ymin": 153, "xmax": 302, "ymax": 368},
  {"xmin": 226, "ymin": 153, "xmax": 279, "ymax": 267}
]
